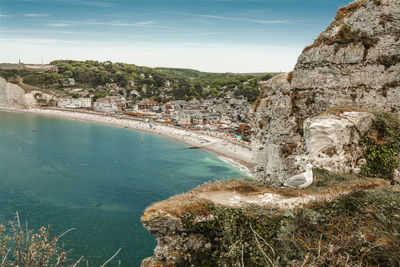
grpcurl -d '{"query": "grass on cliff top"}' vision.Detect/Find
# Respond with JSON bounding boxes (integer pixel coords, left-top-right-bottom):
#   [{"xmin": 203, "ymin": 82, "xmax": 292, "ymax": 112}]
[
  {"xmin": 271, "ymin": 169, "xmax": 387, "ymax": 197},
  {"xmin": 143, "ymin": 171, "xmax": 388, "ymax": 219},
  {"xmin": 180, "ymin": 187, "xmax": 400, "ymax": 266},
  {"xmin": 303, "ymin": 24, "xmax": 378, "ymax": 53},
  {"xmin": 302, "ymin": 0, "xmax": 382, "ymax": 54}
]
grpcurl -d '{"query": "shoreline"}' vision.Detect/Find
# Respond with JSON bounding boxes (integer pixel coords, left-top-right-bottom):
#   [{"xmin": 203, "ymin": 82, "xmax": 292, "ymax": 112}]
[{"xmin": 0, "ymin": 106, "xmax": 254, "ymax": 175}]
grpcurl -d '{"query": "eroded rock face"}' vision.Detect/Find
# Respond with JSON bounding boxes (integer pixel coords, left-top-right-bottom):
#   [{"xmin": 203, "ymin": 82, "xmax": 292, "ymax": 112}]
[
  {"xmin": 0, "ymin": 78, "xmax": 57, "ymax": 107},
  {"xmin": 252, "ymin": 0, "xmax": 400, "ymax": 185},
  {"xmin": 141, "ymin": 210, "xmax": 209, "ymax": 266},
  {"xmin": 0, "ymin": 77, "xmax": 26, "ymax": 106},
  {"xmin": 23, "ymin": 91, "xmax": 57, "ymax": 107},
  {"xmin": 303, "ymin": 111, "xmax": 374, "ymax": 174}
]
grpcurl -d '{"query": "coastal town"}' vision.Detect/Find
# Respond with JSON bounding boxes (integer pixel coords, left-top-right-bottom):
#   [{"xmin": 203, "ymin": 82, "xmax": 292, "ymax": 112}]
[
  {"xmin": 0, "ymin": 61, "xmax": 260, "ymax": 143},
  {"xmin": 55, "ymin": 91, "xmax": 252, "ymax": 140}
]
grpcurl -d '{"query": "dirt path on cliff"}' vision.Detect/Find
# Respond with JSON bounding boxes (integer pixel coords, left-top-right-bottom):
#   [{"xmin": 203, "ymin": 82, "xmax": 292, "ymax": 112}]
[{"xmin": 196, "ymin": 178, "xmax": 389, "ymax": 209}]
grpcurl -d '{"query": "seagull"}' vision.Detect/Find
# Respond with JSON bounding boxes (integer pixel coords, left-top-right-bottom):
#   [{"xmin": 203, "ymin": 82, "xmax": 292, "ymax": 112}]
[{"xmin": 283, "ymin": 163, "xmax": 313, "ymax": 196}]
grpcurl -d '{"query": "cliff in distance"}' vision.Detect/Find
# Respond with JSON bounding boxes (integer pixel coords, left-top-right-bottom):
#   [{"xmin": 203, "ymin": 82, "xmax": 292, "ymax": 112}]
[{"xmin": 252, "ymin": 0, "xmax": 400, "ymax": 185}]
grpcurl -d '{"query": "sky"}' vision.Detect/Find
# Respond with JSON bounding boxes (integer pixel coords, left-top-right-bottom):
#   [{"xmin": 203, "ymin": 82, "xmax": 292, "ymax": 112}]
[{"xmin": 0, "ymin": 0, "xmax": 353, "ymax": 72}]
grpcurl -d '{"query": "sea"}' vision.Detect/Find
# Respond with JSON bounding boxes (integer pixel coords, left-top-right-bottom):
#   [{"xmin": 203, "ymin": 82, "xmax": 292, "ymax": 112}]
[{"xmin": 0, "ymin": 110, "xmax": 248, "ymax": 266}]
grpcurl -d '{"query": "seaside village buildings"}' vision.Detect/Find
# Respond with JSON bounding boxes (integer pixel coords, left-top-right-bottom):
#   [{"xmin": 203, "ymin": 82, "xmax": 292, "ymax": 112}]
[
  {"xmin": 57, "ymin": 97, "xmax": 92, "ymax": 109},
  {"xmin": 56, "ymin": 91, "xmax": 252, "ymax": 139}
]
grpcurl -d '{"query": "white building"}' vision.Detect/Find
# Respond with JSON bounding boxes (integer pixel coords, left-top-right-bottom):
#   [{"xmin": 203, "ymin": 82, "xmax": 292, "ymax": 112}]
[
  {"xmin": 57, "ymin": 98, "xmax": 92, "ymax": 109},
  {"xmin": 93, "ymin": 102, "xmax": 117, "ymax": 113}
]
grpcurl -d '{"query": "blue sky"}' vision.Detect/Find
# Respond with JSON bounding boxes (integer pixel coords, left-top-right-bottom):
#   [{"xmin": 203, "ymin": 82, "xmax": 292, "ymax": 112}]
[{"xmin": 0, "ymin": 0, "xmax": 353, "ymax": 72}]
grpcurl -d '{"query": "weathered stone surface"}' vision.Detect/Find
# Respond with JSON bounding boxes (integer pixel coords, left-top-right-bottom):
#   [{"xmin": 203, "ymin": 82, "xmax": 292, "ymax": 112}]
[
  {"xmin": 252, "ymin": 0, "xmax": 400, "ymax": 185},
  {"xmin": 23, "ymin": 90, "xmax": 57, "ymax": 107},
  {"xmin": 0, "ymin": 78, "xmax": 57, "ymax": 107},
  {"xmin": 0, "ymin": 77, "xmax": 26, "ymax": 106},
  {"xmin": 303, "ymin": 111, "xmax": 374, "ymax": 174},
  {"xmin": 141, "ymin": 210, "xmax": 208, "ymax": 266}
]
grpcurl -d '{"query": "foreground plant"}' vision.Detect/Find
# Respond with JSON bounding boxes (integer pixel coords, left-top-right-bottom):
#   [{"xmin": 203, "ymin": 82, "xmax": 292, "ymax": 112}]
[{"xmin": 0, "ymin": 213, "xmax": 120, "ymax": 267}]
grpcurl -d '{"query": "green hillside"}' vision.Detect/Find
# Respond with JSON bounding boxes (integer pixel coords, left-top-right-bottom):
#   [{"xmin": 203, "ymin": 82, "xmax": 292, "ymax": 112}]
[{"xmin": 0, "ymin": 60, "xmax": 278, "ymax": 103}]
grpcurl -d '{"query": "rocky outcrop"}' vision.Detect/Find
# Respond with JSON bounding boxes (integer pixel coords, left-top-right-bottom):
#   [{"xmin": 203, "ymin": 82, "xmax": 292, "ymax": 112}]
[
  {"xmin": 252, "ymin": 0, "xmax": 400, "ymax": 185},
  {"xmin": 303, "ymin": 111, "xmax": 374, "ymax": 174},
  {"xmin": 0, "ymin": 77, "xmax": 26, "ymax": 106},
  {"xmin": 141, "ymin": 210, "xmax": 210, "ymax": 266},
  {"xmin": 140, "ymin": 178, "xmax": 390, "ymax": 266},
  {"xmin": 23, "ymin": 91, "xmax": 58, "ymax": 107},
  {"xmin": 0, "ymin": 77, "xmax": 57, "ymax": 107}
]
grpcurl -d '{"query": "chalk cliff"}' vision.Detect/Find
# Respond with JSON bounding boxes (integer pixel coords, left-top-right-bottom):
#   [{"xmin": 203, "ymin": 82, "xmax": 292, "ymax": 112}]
[
  {"xmin": 252, "ymin": 0, "xmax": 400, "ymax": 185},
  {"xmin": 0, "ymin": 77, "xmax": 26, "ymax": 107},
  {"xmin": 0, "ymin": 77, "xmax": 56, "ymax": 108}
]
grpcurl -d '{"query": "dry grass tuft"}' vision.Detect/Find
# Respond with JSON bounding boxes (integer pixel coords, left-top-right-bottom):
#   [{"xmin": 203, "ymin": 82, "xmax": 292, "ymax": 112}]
[
  {"xmin": 194, "ymin": 179, "xmax": 266, "ymax": 195},
  {"xmin": 144, "ymin": 194, "xmax": 212, "ymax": 218},
  {"xmin": 336, "ymin": 0, "xmax": 366, "ymax": 19},
  {"xmin": 286, "ymin": 71, "xmax": 293, "ymax": 84},
  {"xmin": 303, "ymin": 1, "xmax": 377, "ymax": 53}
]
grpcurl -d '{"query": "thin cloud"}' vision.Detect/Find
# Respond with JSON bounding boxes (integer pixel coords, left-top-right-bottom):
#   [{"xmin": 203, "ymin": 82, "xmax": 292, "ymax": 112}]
[
  {"xmin": 1, "ymin": 37, "xmax": 77, "ymax": 45},
  {"xmin": 2, "ymin": 28, "xmax": 108, "ymax": 36},
  {"xmin": 60, "ymin": 19, "xmax": 182, "ymax": 30},
  {"xmin": 21, "ymin": 0, "xmax": 115, "ymax": 8},
  {"xmin": 136, "ymin": 21, "xmax": 154, "ymax": 26},
  {"xmin": 45, "ymin": 23, "xmax": 73, "ymax": 27},
  {"xmin": 24, "ymin": 13, "xmax": 50, "ymax": 17},
  {"xmin": 169, "ymin": 32, "xmax": 222, "ymax": 38},
  {"xmin": 164, "ymin": 11, "xmax": 290, "ymax": 25},
  {"xmin": 200, "ymin": 14, "xmax": 289, "ymax": 24},
  {"xmin": 80, "ymin": 1, "xmax": 115, "ymax": 8}
]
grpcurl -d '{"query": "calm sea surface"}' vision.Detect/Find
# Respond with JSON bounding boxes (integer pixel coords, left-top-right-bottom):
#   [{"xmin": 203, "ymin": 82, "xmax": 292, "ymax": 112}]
[{"xmin": 0, "ymin": 111, "xmax": 247, "ymax": 266}]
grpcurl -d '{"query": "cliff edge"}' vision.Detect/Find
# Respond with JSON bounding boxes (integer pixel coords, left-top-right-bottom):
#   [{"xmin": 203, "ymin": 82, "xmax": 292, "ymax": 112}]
[
  {"xmin": 252, "ymin": 0, "xmax": 400, "ymax": 185},
  {"xmin": 141, "ymin": 177, "xmax": 398, "ymax": 266},
  {"xmin": 141, "ymin": 0, "xmax": 400, "ymax": 265}
]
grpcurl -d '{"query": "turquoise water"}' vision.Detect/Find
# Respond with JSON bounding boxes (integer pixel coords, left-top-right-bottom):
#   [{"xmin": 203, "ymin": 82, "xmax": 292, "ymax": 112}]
[{"xmin": 0, "ymin": 111, "xmax": 247, "ymax": 266}]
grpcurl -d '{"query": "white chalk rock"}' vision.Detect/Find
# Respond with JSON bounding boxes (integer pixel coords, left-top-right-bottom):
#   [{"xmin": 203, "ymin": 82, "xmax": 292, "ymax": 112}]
[{"xmin": 303, "ymin": 111, "xmax": 375, "ymax": 173}]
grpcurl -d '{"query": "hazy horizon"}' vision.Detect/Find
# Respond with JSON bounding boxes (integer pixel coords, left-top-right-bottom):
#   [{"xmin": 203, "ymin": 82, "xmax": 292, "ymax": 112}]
[{"xmin": 0, "ymin": 0, "xmax": 353, "ymax": 73}]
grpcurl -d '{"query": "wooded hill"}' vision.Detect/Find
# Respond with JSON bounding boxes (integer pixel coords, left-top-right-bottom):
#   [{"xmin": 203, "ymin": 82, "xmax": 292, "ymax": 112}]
[{"xmin": 0, "ymin": 60, "xmax": 277, "ymax": 103}]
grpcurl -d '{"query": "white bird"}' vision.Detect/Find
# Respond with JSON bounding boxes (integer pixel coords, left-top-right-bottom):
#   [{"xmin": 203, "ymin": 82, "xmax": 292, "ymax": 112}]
[{"xmin": 283, "ymin": 163, "xmax": 313, "ymax": 196}]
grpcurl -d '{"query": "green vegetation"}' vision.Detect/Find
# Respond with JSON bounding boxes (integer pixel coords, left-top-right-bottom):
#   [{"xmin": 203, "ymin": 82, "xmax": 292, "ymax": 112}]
[
  {"xmin": 303, "ymin": 23, "xmax": 378, "ymax": 54},
  {"xmin": 1, "ymin": 60, "xmax": 276, "ymax": 103},
  {"xmin": 182, "ymin": 204, "xmax": 283, "ymax": 266},
  {"xmin": 361, "ymin": 112, "xmax": 400, "ymax": 180},
  {"xmin": 329, "ymin": 25, "xmax": 378, "ymax": 50},
  {"xmin": 311, "ymin": 168, "xmax": 359, "ymax": 187},
  {"xmin": 156, "ymin": 67, "xmax": 275, "ymax": 102},
  {"xmin": 180, "ymin": 186, "xmax": 400, "ymax": 266}
]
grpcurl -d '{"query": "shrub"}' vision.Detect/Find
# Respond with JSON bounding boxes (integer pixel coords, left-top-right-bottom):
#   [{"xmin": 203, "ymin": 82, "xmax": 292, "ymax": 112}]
[{"xmin": 361, "ymin": 112, "xmax": 400, "ymax": 180}]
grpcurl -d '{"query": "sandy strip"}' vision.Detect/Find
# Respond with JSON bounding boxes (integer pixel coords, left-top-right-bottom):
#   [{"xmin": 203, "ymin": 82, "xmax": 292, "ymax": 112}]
[{"xmin": 0, "ymin": 106, "xmax": 253, "ymax": 174}]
